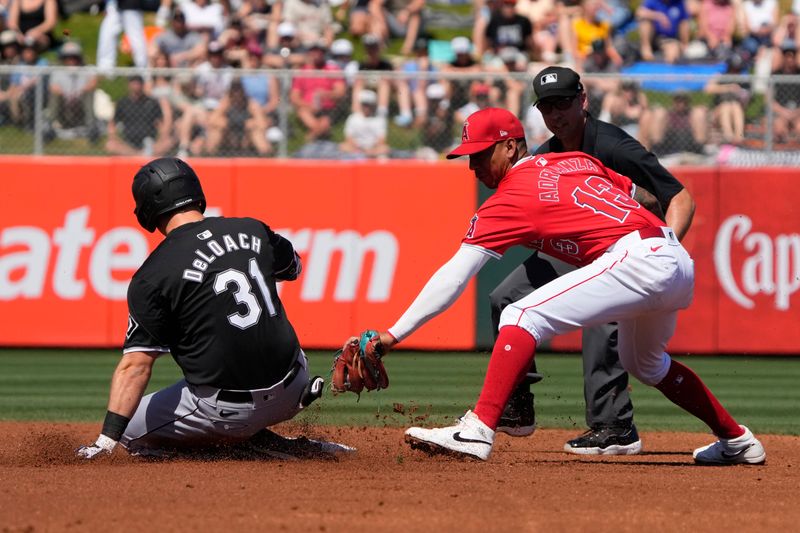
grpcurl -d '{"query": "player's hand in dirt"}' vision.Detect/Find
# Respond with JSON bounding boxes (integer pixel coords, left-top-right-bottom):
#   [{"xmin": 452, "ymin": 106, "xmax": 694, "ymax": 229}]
[{"xmin": 76, "ymin": 435, "xmax": 117, "ymax": 459}]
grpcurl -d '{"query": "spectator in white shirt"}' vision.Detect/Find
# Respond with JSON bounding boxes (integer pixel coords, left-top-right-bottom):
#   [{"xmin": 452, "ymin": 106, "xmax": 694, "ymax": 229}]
[
  {"xmin": 195, "ymin": 40, "xmax": 233, "ymax": 110},
  {"xmin": 739, "ymin": 0, "xmax": 778, "ymax": 50},
  {"xmin": 282, "ymin": 0, "xmax": 334, "ymax": 48},
  {"xmin": 182, "ymin": 0, "xmax": 227, "ymax": 37},
  {"xmin": 47, "ymin": 42, "xmax": 98, "ymax": 137},
  {"xmin": 340, "ymin": 89, "xmax": 389, "ymax": 158}
]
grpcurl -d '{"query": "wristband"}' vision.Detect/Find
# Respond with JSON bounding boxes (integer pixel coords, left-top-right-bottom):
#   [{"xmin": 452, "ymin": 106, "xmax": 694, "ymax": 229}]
[{"xmin": 101, "ymin": 411, "xmax": 131, "ymax": 442}]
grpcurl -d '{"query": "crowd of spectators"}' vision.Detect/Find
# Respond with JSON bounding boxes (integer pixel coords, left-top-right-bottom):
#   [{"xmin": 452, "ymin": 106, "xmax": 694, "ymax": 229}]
[{"xmin": 2, "ymin": 0, "xmax": 800, "ymax": 158}]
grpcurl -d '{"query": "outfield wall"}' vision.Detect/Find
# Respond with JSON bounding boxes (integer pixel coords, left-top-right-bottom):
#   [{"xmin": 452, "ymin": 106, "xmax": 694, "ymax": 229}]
[{"xmin": 0, "ymin": 157, "xmax": 798, "ymax": 354}]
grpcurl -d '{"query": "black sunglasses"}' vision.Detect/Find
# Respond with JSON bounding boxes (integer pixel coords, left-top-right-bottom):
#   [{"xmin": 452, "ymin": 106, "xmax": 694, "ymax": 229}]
[{"xmin": 536, "ymin": 95, "xmax": 576, "ymax": 114}]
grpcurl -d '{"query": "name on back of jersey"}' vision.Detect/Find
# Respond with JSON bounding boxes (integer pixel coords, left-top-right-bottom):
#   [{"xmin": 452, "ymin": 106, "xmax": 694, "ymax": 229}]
[
  {"xmin": 183, "ymin": 231, "xmax": 263, "ymax": 283},
  {"xmin": 536, "ymin": 156, "xmax": 601, "ymax": 203}
]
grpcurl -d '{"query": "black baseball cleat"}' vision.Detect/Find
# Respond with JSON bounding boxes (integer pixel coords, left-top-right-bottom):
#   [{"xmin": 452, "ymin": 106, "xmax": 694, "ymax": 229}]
[
  {"xmin": 563, "ymin": 424, "xmax": 642, "ymax": 455},
  {"xmin": 300, "ymin": 376, "xmax": 325, "ymax": 408},
  {"xmin": 245, "ymin": 428, "xmax": 355, "ymax": 460},
  {"xmin": 496, "ymin": 390, "xmax": 536, "ymax": 437},
  {"xmin": 522, "ymin": 372, "xmax": 544, "ymax": 386}
]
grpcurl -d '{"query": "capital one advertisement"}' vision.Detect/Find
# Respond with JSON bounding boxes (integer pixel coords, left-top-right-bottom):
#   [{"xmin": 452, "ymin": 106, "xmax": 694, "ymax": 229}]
[
  {"xmin": 0, "ymin": 157, "xmax": 477, "ymax": 350},
  {"xmin": 0, "ymin": 159, "xmax": 798, "ymax": 353},
  {"xmin": 706, "ymin": 169, "xmax": 800, "ymax": 353}
]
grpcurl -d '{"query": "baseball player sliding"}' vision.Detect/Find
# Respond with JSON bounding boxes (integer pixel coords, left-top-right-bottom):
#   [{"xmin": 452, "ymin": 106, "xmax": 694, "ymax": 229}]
[
  {"xmin": 359, "ymin": 107, "xmax": 766, "ymax": 464},
  {"xmin": 76, "ymin": 158, "xmax": 351, "ymax": 460}
]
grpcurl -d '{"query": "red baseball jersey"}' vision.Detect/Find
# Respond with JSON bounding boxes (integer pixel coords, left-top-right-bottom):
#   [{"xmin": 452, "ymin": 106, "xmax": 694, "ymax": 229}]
[{"xmin": 462, "ymin": 151, "xmax": 665, "ymax": 266}]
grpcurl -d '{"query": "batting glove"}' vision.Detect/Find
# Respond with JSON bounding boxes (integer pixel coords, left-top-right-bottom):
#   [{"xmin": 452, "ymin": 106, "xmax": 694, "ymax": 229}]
[{"xmin": 76, "ymin": 434, "xmax": 117, "ymax": 460}]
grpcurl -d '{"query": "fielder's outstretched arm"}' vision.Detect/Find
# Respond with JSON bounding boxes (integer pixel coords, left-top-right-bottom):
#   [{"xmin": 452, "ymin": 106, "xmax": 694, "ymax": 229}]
[{"xmin": 382, "ymin": 244, "xmax": 492, "ymax": 348}]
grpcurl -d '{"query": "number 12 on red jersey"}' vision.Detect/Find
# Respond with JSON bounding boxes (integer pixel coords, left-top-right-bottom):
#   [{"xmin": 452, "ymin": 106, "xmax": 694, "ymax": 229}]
[{"xmin": 572, "ymin": 176, "xmax": 640, "ymax": 223}]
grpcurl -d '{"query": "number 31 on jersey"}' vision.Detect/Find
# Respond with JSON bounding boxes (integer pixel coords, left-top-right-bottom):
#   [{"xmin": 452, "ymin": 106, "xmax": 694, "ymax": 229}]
[{"xmin": 214, "ymin": 257, "xmax": 277, "ymax": 330}]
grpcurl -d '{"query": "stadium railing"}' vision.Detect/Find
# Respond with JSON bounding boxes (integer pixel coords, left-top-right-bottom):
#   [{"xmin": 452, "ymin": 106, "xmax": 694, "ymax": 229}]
[{"xmin": 1, "ymin": 65, "xmax": 798, "ymax": 163}]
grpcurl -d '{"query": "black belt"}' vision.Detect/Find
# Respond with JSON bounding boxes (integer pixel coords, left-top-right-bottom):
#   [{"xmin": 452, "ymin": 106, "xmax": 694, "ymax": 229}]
[{"xmin": 217, "ymin": 359, "xmax": 303, "ymax": 404}]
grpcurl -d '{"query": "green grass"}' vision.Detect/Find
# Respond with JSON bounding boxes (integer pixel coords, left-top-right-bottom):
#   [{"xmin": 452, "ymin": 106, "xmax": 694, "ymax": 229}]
[{"xmin": 0, "ymin": 350, "xmax": 798, "ymax": 435}]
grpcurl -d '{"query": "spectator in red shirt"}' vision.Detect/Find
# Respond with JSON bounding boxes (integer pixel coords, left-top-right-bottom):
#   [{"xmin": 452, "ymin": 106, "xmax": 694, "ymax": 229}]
[
  {"xmin": 697, "ymin": 0, "xmax": 735, "ymax": 58},
  {"xmin": 289, "ymin": 40, "xmax": 346, "ymax": 140}
]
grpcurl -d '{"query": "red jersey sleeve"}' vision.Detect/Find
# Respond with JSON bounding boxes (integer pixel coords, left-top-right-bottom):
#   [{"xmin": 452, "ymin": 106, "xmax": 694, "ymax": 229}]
[{"xmin": 461, "ymin": 193, "xmax": 534, "ymax": 257}]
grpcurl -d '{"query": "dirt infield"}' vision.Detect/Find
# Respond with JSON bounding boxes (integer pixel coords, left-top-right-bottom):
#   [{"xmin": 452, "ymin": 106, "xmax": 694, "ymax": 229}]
[{"xmin": 0, "ymin": 422, "xmax": 797, "ymax": 532}]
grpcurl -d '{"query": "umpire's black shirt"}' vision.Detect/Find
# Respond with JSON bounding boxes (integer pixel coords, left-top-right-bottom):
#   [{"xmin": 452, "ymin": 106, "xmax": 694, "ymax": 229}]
[
  {"xmin": 123, "ymin": 216, "xmax": 301, "ymax": 390},
  {"xmin": 535, "ymin": 113, "xmax": 684, "ymax": 212}
]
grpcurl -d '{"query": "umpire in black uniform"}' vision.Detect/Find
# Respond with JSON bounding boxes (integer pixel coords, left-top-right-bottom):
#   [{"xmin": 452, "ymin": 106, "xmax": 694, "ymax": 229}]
[
  {"xmin": 77, "ymin": 158, "xmax": 348, "ymax": 460},
  {"xmin": 493, "ymin": 66, "xmax": 696, "ymax": 454}
]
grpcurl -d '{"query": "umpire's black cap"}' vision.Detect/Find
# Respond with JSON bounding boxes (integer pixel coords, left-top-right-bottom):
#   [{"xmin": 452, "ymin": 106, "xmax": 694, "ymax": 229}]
[{"xmin": 532, "ymin": 66, "xmax": 584, "ymax": 103}]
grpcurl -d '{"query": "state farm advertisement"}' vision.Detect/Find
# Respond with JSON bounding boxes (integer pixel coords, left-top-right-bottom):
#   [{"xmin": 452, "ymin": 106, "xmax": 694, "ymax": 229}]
[
  {"xmin": 0, "ymin": 157, "xmax": 477, "ymax": 349},
  {"xmin": 1, "ymin": 159, "xmax": 798, "ymax": 353}
]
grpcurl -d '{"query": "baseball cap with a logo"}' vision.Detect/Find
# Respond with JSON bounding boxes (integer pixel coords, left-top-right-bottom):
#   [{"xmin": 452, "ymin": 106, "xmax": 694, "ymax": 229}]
[
  {"xmin": 446, "ymin": 107, "xmax": 525, "ymax": 159},
  {"xmin": 532, "ymin": 66, "xmax": 583, "ymax": 103}
]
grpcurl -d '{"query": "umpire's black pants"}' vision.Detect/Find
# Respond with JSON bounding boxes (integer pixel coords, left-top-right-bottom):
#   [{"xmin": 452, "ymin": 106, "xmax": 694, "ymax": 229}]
[{"xmin": 489, "ymin": 252, "xmax": 634, "ymax": 429}]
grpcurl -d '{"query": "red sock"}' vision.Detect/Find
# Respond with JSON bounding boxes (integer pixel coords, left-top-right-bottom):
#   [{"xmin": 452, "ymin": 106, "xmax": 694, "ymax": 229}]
[
  {"xmin": 655, "ymin": 359, "xmax": 743, "ymax": 439},
  {"xmin": 473, "ymin": 326, "xmax": 537, "ymax": 430}
]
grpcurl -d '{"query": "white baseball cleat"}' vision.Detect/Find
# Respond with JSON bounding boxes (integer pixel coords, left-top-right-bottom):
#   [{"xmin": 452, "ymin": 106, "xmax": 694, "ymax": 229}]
[
  {"xmin": 693, "ymin": 425, "xmax": 766, "ymax": 465},
  {"xmin": 405, "ymin": 410, "xmax": 494, "ymax": 461}
]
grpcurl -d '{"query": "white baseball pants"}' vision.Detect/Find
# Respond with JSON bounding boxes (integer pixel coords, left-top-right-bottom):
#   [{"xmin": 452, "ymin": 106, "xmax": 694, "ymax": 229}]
[
  {"xmin": 498, "ymin": 227, "xmax": 694, "ymax": 386},
  {"xmin": 97, "ymin": 0, "xmax": 148, "ymax": 71},
  {"xmin": 120, "ymin": 352, "xmax": 309, "ymax": 454}
]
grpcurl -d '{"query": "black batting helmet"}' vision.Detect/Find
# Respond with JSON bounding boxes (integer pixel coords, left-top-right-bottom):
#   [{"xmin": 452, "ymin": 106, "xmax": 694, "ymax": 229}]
[{"xmin": 132, "ymin": 157, "xmax": 206, "ymax": 232}]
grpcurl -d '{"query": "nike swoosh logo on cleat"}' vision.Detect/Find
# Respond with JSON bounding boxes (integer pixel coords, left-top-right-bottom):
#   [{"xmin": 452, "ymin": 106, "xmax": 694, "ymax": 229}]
[
  {"xmin": 452, "ymin": 432, "xmax": 492, "ymax": 446},
  {"xmin": 650, "ymin": 245, "xmax": 663, "ymax": 252},
  {"xmin": 720, "ymin": 446, "xmax": 750, "ymax": 459}
]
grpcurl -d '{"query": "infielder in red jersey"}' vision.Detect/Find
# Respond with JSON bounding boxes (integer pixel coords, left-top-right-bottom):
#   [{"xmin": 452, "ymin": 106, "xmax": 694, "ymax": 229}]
[
  {"xmin": 363, "ymin": 107, "xmax": 766, "ymax": 464},
  {"xmin": 463, "ymin": 151, "xmax": 666, "ymax": 267}
]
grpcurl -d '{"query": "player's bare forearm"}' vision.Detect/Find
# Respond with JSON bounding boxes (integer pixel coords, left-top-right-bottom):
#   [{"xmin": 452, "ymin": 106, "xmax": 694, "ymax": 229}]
[
  {"xmin": 107, "ymin": 351, "xmax": 157, "ymax": 418},
  {"xmin": 633, "ymin": 186, "xmax": 664, "ymax": 220},
  {"xmin": 664, "ymin": 188, "xmax": 695, "ymax": 240}
]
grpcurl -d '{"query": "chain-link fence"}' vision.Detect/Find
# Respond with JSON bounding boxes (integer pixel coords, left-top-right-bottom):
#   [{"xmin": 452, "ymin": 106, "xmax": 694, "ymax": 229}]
[{"xmin": 2, "ymin": 65, "xmax": 800, "ymax": 163}]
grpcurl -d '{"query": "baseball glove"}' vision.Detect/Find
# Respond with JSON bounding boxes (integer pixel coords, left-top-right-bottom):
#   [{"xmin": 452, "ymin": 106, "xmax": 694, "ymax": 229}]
[{"xmin": 331, "ymin": 330, "xmax": 389, "ymax": 395}]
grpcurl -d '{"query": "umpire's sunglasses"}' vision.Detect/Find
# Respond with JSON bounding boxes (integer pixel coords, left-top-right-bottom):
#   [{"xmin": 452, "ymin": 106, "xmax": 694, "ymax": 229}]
[{"xmin": 536, "ymin": 96, "xmax": 577, "ymax": 114}]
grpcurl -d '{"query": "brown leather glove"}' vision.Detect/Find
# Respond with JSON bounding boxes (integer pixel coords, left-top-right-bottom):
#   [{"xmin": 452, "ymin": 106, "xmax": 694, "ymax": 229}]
[{"xmin": 331, "ymin": 330, "xmax": 389, "ymax": 395}]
